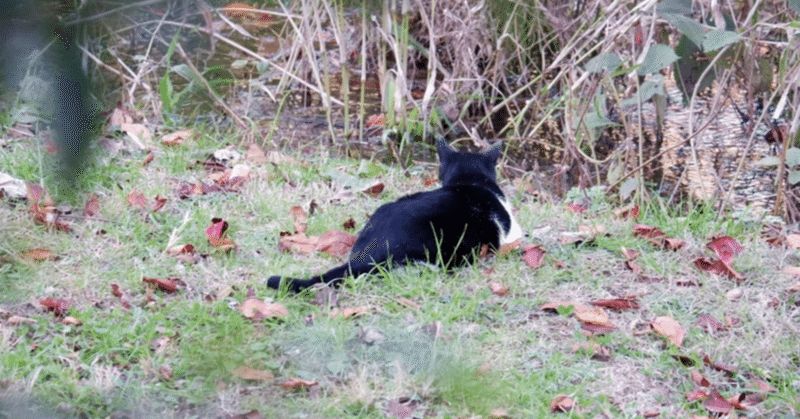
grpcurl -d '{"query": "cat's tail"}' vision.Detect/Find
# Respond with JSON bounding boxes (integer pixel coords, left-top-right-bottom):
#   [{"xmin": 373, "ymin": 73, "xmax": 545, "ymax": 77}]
[{"xmin": 266, "ymin": 260, "xmax": 374, "ymax": 292}]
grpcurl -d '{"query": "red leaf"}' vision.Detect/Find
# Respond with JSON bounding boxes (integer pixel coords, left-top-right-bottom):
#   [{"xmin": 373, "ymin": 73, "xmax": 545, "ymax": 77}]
[
  {"xmin": 206, "ymin": 218, "xmax": 229, "ymax": 240},
  {"xmin": 126, "ymin": 189, "xmax": 148, "ymax": 210},
  {"xmin": 151, "ymin": 194, "xmax": 167, "ymax": 212},
  {"xmin": 703, "ymin": 389, "xmax": 734, "ymax": 414},
  {"xmin": 39, "ymin": 298, "xmax": 70, "ymax": 316},
  {"xmin": 362, "ymin": 182, "xmax": 384, "ymax": 198},
  {"xmin": 633, "ymin": 224, "xmax": 665, "ymax": 239},
  {"xmin": 142, "ymin": 276, "xmax": 179, "ymax": 293},
  {"xmin": 696, "ymin": 313, "xmax": 725, "ymax": 332},
  {"xmin": 590, "ymin": 298, "xmax": 639, "ymax": 310},
  {"xmin": 706, "ymin": 236, "xmax": 743, "ymax": 265},
  {"xmin": 693, "ymin": 258, "xmax": 744, "ymax": 282},
  {"xmin": 566, "ymin": 203, "xmax": 587, "ymax": 213},
  {"xmin": 686, "ymin": 388, "xmax": 709, "ymax": 401},
  {"xmin": 523, "ymin": 245, "xmax": 546, "ymax": 269},
  {"xmin": 83, "ymin": 194, "xmax": 100, "ymax": 217}
]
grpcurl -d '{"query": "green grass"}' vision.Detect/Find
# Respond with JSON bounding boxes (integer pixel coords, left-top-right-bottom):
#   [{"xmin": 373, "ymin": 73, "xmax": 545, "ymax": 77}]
[{"xmin": 2, "ymin": 130, "xmax": 800, "ymax": 418}]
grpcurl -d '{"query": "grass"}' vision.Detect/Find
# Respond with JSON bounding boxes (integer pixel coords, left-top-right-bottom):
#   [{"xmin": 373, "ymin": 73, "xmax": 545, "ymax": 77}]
[{"xmin": 2, "ymin": 126, "xmax": 800, "ymax": 418}]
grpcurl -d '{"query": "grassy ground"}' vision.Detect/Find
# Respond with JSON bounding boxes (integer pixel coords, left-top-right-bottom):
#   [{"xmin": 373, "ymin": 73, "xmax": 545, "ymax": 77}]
[{"xmin": 1, "ymin": 126, "xmax": 799, "ymax": 418}]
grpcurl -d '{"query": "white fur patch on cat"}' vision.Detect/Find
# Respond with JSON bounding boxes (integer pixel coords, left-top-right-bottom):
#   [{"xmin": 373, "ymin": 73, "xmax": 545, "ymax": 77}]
[{"xmin": 497, "ymin": 196, "xmax": 523, "ymax": 246}]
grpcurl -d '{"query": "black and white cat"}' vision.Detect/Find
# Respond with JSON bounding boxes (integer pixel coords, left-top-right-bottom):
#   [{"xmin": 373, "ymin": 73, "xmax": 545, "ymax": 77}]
[{"xmin": 267, "ymin": 139, "xmax": 522, "ymax": 292}]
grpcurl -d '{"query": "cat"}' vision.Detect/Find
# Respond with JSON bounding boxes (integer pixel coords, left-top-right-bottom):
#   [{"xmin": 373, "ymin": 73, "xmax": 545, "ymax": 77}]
[{"xmin": 267, "ymin": 139, "xmax": 523, "ymax": 292}]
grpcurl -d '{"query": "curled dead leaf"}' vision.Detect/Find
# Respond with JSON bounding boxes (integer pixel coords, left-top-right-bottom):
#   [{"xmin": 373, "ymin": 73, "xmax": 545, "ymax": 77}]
[
  {"xmin": 142, "ymin": 277, "xmax": 179, "ymax": 293},
  {"xmin": 575, "ymin": 307, "xmax": 613, "ymax": 327},
  {"xmin": 489, "ymin": 281, "xmax": 510, "ymax": 296},
  {"xmin": 232, "ymin": 366, "xmax": 274, "ymax": 381},
  {"xmin": 522, "ymin": 244, "xmax": 546, "ymax": 269},
  {"xmin": 316, "ymin": 230, "xmax": 357, "ymax": 257},
  {"xmin": 39, "ymin": 298, "xmax": 70, "ymax": 317},
  {"xmin": 549, "ymin": 394, "xmax": 574, "ymax": 412},
  {"xmin": 281, "ymin": 377, "xmax": 318, "ymax": 389},
  {"xmin": 21, "ymin": 248, "xmax": 57, "ymax": 262},
  {"xmin": 651, "ymin": 316, "xmax": 685, "ymax": 347},
  {"xmin": 239, "ymin": 298, "xmax": 288, "ymax": 320},
  {"xmin": 706, "ymin": 236, "xmax": 743, "ymax": 265},
  {"xmin": 590, "ymin": 298, "xmax": 639, "ymax": 310},
  {"xmin": 330, "ymin": 306, "xmax": 371, "ymax": 318},
  {"xmin": 60, "ymin": 316, "xmax": 81, "ymax": 325}
]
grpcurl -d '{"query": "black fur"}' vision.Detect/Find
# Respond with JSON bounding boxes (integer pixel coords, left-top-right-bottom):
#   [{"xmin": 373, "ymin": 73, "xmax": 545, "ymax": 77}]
[{"xmin": 267, "ymin": 139, "xmax": 522, "ymax": 292}]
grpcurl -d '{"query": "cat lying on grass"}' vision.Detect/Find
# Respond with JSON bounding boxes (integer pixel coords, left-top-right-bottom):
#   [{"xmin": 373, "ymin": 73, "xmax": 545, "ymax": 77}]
[{"xmin": 267, "ymin": 139, "xmax": 522, "ymax": 292}]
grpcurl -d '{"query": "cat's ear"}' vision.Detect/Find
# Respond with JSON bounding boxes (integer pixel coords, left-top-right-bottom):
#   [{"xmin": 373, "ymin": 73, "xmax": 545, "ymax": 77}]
[
  {"xmin": 436, "ymin": 138, "xmax": 454, "ymax": 160},
  {"xmin": 485, "ymin": 141, "xmax": 503, "ymax": 160}
]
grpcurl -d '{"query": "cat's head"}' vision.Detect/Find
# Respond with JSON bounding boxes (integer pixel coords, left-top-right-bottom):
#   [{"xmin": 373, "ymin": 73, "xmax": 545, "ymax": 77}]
[{"xmin": 436, "ymin": 139, "xmax": 502, "ymax": 187}]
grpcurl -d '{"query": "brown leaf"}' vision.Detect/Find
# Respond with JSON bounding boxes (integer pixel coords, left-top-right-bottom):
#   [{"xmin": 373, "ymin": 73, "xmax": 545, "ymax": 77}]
[
  {"xmin": 576, "ymin": 307, "xmax": 614, "ymax": 327},
  {"xmin": 142, "ymin": 277, "xmax": 179, "ymax": 293},
  {"xmin": 7, "ymin": 315, "xmax": 37, "ymax": 325},
  {"xmin": 621, "ymin": 246, "xmax": 639, "ymax": 260},
  {"xmin": 110, "ymin": 283, "xmax": 123, "ymax": 298},
  {"xmin": 580, "ymin": 322, "xmax": 615, "ymax": 334},
  {"xmin": 151, "ymin": 194, "xmax": 167, "ymax": 212},
  {"xmin": 664, "ymin": 237, "xmax": 686, "ymax": 250},
  {"xmin": 231, "ymin": 366, "xmax": 274, "ymax": 381},
  {"xmin": 330, "ymin": 306, "xmax": 371, "ymax": 318},
  {"xmin": 126, "ymin": 189, "xmax": 148, "ymax": 210},
  {"xmin": 206, "ymin": 217, "xmax": 229, "ymax": 239},
  {"xmin": 83, "ymin": 194, "xmax": 100, "ymax": 217},
  {"xmin": 625, "ymin": 260, "xmax": 643, "ymax": 275},
  {"xmin": 614, "ymin": 203, "xmax": 640, "ymax": 219},
  {"xmin": 342, "ymin": 218, "xmax": 356, "ymax": 230},
  {"xmin": 21, "ymin": 248, "xmax": 57, "ymax": 262},
  {"xmin": 690, "ymin": 370, "xmax": 711, "ymax": 387},
  {"xmin": 549, "ymin": 394, "xmax": 574, "ymax": 412},
  {"xmin": 39, "ymin": 298, "xmax": 70, "ymax": 316},
  {"xmin": 633, "ymin": 224, "xmax": 666, "ymax": 239},
  {"xmin": 290, "ymin": 206, "xmax": 307, "ymax": 234},
  {"xmin": 396, "ymin": 297, "xmax": 419, "ymax": 309},
  {"xmin": 686, "ymin": 388, "xmax": 709, "ymax": 401},
  {"xmin": 651, "ymin": 316, "xmax": 685, "ymax": 347},
  {"xmin": 693, "ymin": 257, "xmax": 744, "ymax": 282},
  {"xmin": 227, "ymin": 410, "xmax": 264, "ymax": 419},
  {"xmin": 281, "ymin": 377, "xmax": 319, "ymax": 389},
  {"xmin": 278, "ymin": 232, "xmax": 318, "ymax": 254},
  {"xmin": 786, "ymin": 234, "xmax": 800, "ymax": 249},
  {"xmin": 166, "ymin": 244, "xmax": 195, "ymax": 255},
  {"xmin": 362, "ymin": 182, "xmax": 384, "ymax": 198},
  {"xmin": 245, "ymin": 143, "xmax": 267, "ymax": 164},
  {"xmin": 540, "ymin": 301, "xmax": 591, "ymax": 314},
  {"xmin": 161, "ymin": 129, "xmax": 194, "ymax": 146},
  {"xmin": 706, "ymin": 236, "xmax": 743, "ymax": 265},
  {"xmin": 365, "ymin": 113, "xmax": 385, "ymax": 127},
  {"xmin": 316, "ymin": 230, "xmax": 357, "ymax": 257},
  {"xmin": 590, "ymin": 298, "xmax": 639, "ymax": 310},
  {"xmin": 488, "ymin": 407, "xmax": 511, "ymax": 418},
  {"xmin": 696, "ymin": 313, "xmax": 725, "ymax": 332},
  {"xmin": 61, "ymin": 316, "xmax": 81, "ymax": 325},
  {"xmin": 489, "ymin": 281, "xmax": 510, "ymax": 296},
  {"xmin": 498, "ymin": 238, "xmax": 521, "ymax": 255},
  {"xmin": 703, "ymin": 389, "xmax": 734, "ymax": 414},
  {"xmin": 142, "ymin": 152, "xmax": 155, "ymax": 166},
  {"xmin": 523, "ymin": 245, "xmax": 546, "ymax": 269},
  {"xmin": 565, "ymin": 203, "xmax": 586, "ymax": 213},
  {"xmin": 239, "ymin": 298, "xmax": 288, "ymax": 320},
  {"xmin": 702, "ymin": 355, "xmax": 736, "ymax": 374}
]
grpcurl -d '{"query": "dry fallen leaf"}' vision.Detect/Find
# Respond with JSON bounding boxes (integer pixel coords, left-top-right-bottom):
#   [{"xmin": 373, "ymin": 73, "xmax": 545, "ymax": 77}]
[
  {"xmin": 290, "ymin": 206, "xmax": 307, "ymax": 234},
  {"xmin": 161, "ymin": 129, "xmax": 194, "ymax": 146},
  {"xmin": 231, "ymin": 366, "xmax": 274, "ymax": 381},
  {"xmin": 690, "ymin": 370, "xmax": 711, "ymax": 387},
  {"xmin": 239, "ymin": 298, "xmax": 288, "ymax": 320},
  {"xmin": 549, "ymin": 394, "xmax": 574, "ymax": 412},
  {"xmin": 316, "ymin": 230, "xmax": 357, "ymax": 257},
  {"xmin": 706, "ymin": 236, "xmax": 743, "ymax": 265},
  {"xmin": 330, "ymin": 306, "xmax": 371, "ymax": 318},
  {"xmin": 280, "ymin": 377, "xmax": 318, "ymax": 389},
  {"xmin": 651, "ymin": 316, "xmax": 685, "ymax": 346},
  {"xmin": 575, "ymin": 307, "xmax": 613, "ymax": 327},
  {"xmin": 590, "ymin": 298, "xmax": 639, "ymax": 310},
  {"xmin": 489, "ymin": 281, "xmax": 510, "ymax": 296},
  {"xmin": 522, "ymin": 244, "xmax": 546, "ymax": 269},
  {"xmin": 142, "ymin": 277, "xmax": 179, "ymax": 293},
  {"xmin": 21, "ymin": 248, "xmax": 56, "ymax": 262},
  {"xmin": 39, "ymin": 298, "xmax": 70, "ymax": 317},
  {"xmin": 786, "ymin": 234, "xmax": 800, "ymax": 249},
  {"xmin": 83, "ymin": 194, "xmax": 100, "ymax": 217},
  {"xmin": 61, "ymin": 316, "xmax": 81, "ymax": 325}
]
